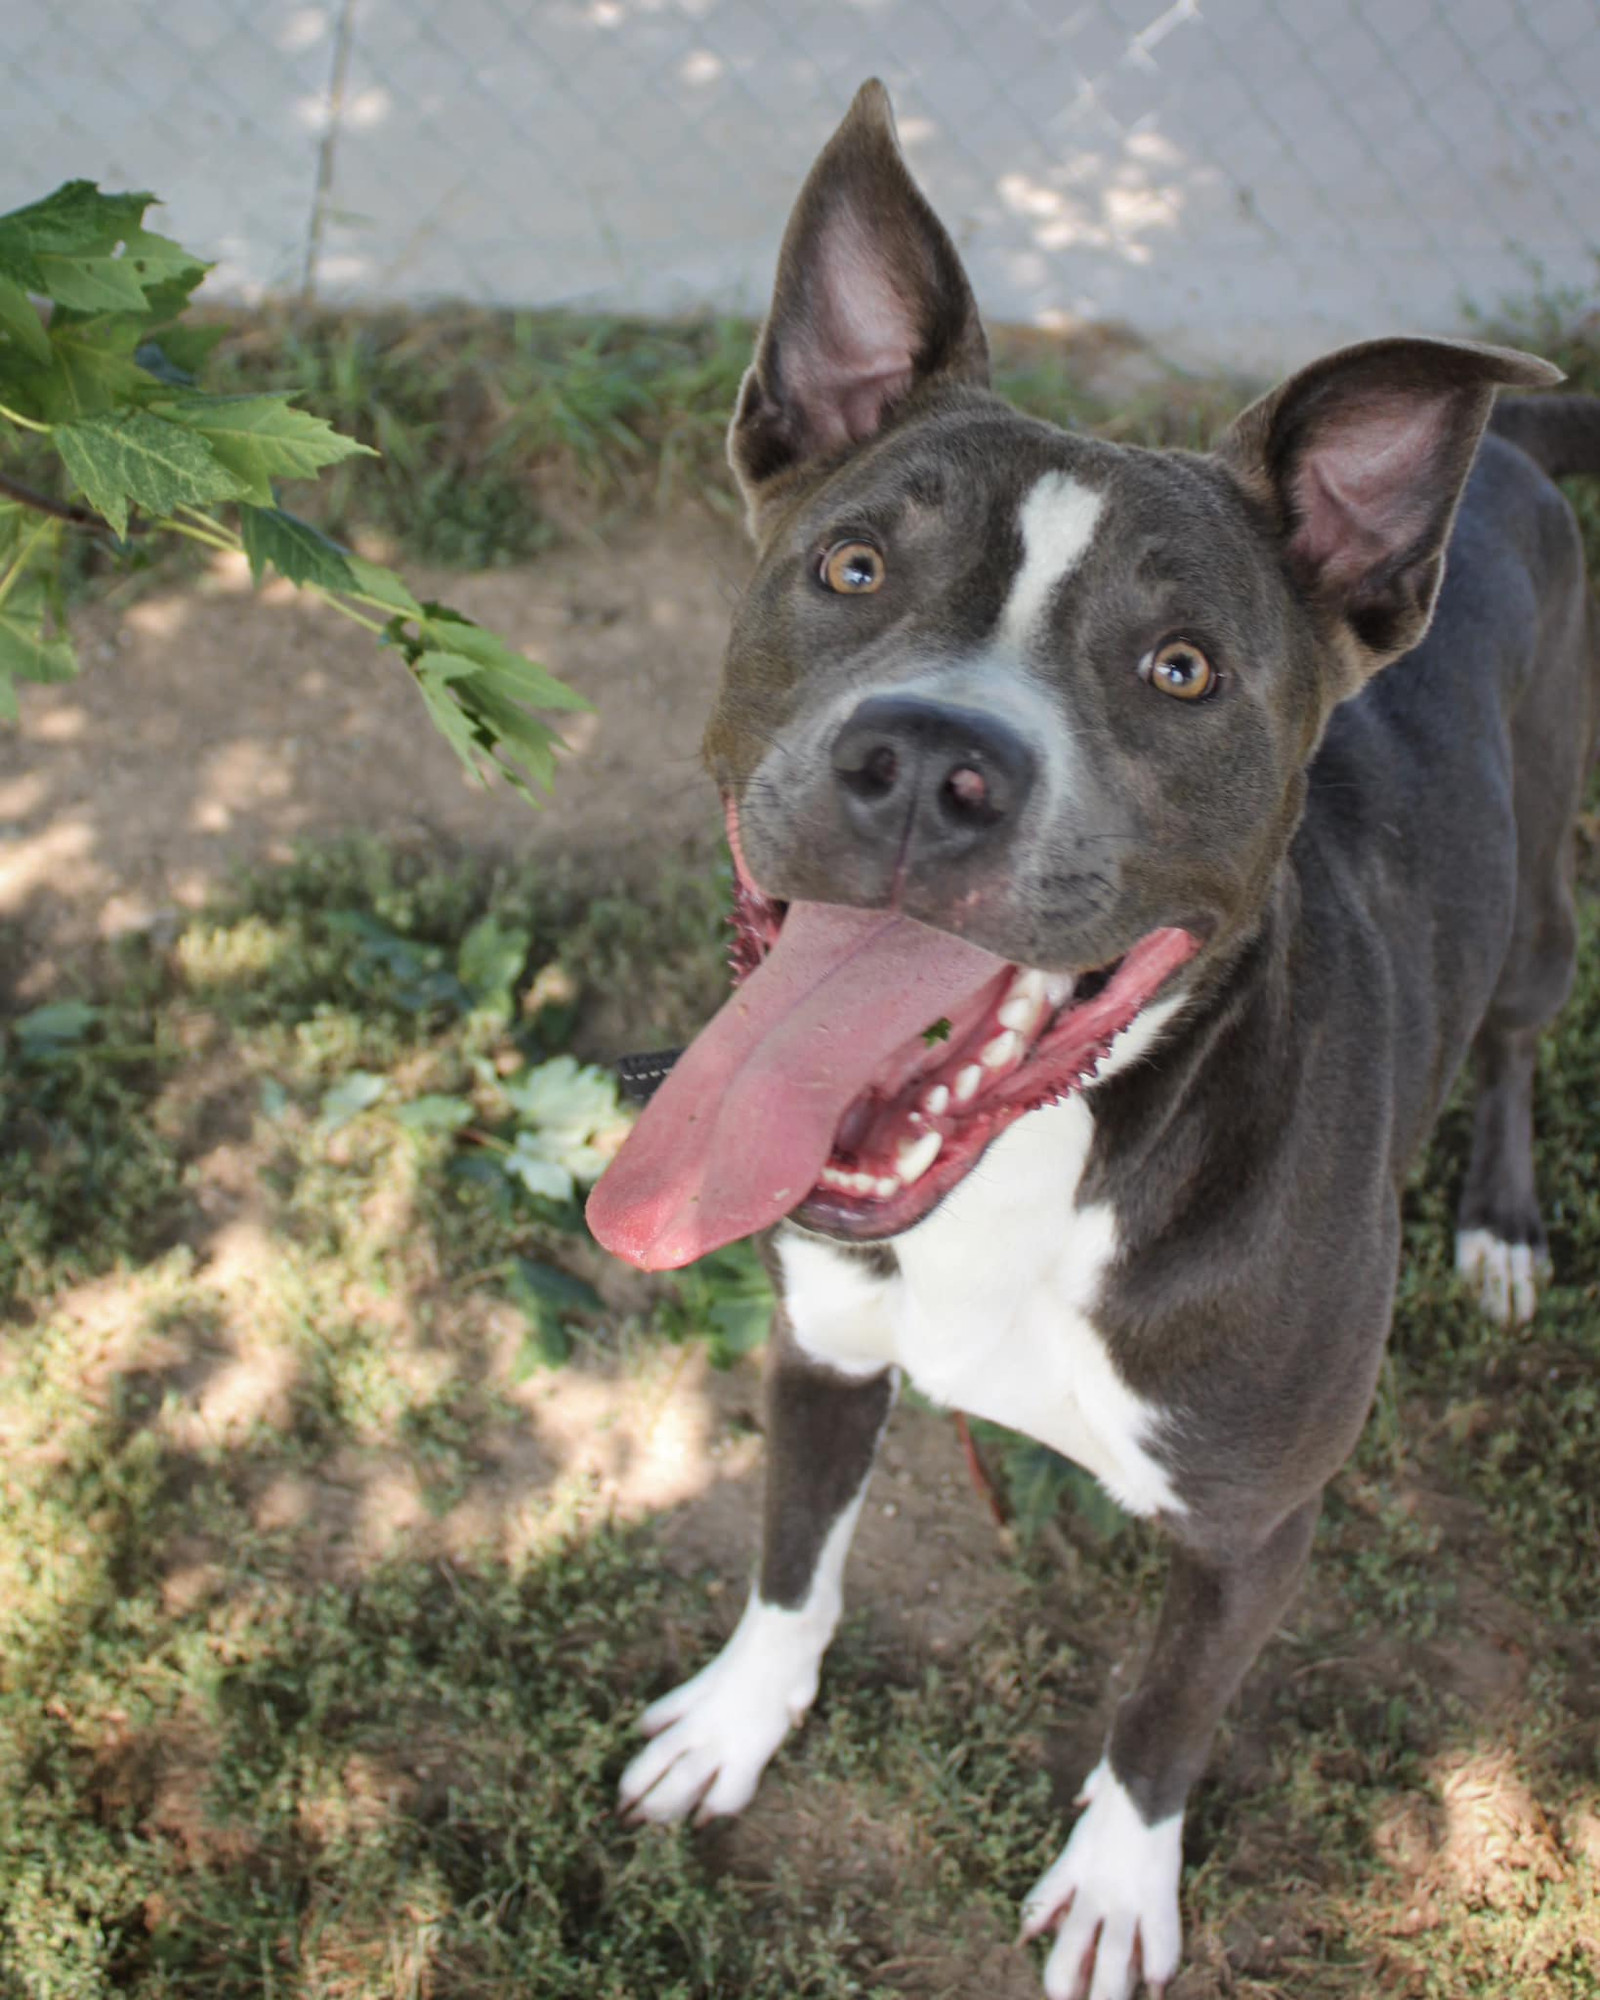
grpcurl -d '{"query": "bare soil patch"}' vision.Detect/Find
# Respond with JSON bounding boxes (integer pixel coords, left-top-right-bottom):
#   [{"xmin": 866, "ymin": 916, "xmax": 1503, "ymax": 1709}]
[{"xmin": 0, "ymin": 511, "xmax": 744, "ymax": 991}]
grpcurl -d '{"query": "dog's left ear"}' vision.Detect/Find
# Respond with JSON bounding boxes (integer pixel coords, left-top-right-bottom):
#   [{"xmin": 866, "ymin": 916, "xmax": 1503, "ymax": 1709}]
[
  {"xmin": 730, "ymin": 78, "xmax": 989, "ymax": 528},
  {"xmin": 1220, "ymin": 336, "xmax": 1562, "ymax": 691}
]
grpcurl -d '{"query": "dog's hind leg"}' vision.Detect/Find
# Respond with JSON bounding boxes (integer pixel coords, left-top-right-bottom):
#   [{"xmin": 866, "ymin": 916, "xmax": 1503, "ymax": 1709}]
[
  {"xmin": 1458, "ymin": 593, "xmax": 1595, "ymax": 1324},
  {"xmin": 1456, "ymin": 1020, "xmax": 1556, "ymax": 1325},
  {"xmin": 618, "ymin": 1294, "xmax": 894, "ymax": 1824}
]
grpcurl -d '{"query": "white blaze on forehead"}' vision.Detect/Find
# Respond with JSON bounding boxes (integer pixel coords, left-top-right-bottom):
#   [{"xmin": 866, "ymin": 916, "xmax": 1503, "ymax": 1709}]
[{"xmin": 998, "ymin": 470, "xmax": 1105, "ymax": 652}]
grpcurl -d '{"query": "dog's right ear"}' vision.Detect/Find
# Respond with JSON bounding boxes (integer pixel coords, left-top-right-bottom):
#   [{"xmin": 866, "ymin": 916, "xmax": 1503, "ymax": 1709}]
[{"xmin": 730, "ymin": 79, "xmax": 989, "ymax": 528}]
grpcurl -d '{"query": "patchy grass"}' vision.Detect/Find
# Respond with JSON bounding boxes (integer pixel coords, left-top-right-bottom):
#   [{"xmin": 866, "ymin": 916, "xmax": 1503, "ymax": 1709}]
[
  {"xmin": 179, "ymin": 306, "xmax": 1241, "ymax": 572},
  {"xmin": 1, "ymin": 835, "xmax": 1596, "ymax": 1998}
]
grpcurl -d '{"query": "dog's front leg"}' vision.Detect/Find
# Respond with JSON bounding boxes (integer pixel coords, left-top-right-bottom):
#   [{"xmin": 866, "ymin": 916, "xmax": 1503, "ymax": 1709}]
[
  {"xmin": 619, "ymin": 1303, "xmax": 895, "ymax": 1825},
  {"xmin": 1022, "ymin": 1494, "xmax": 1322, "ymax": 2000}
]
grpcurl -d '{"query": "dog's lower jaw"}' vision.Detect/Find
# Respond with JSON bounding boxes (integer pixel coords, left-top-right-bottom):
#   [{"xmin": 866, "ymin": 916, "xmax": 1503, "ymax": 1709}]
[{"xmin": 1020, "ymin": 1759, "xmax": 1183, "ymax": 2000}]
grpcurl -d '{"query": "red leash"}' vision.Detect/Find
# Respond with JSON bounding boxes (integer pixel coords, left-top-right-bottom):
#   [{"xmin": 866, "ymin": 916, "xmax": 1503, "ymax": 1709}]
[{"xmin": 952, "ymin": 1411, "xmax": 1009, "ymax": 1529}]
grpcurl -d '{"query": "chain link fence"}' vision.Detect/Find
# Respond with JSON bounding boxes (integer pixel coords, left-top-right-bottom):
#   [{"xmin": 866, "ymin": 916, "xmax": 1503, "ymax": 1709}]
[{"xmin": 7, "ymin": 0, "xmax": 1599, "ymax": 372}]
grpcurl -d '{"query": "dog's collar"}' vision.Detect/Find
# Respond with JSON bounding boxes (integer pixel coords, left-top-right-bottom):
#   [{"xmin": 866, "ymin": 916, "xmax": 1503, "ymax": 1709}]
[{"xmin": 615, "ymin": 1048, "xmax": 683, "ymax": 1106}]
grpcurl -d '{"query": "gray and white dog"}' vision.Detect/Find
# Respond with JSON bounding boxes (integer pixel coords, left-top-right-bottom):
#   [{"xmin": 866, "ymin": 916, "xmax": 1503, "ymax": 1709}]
[{"xmin": 588, "ymin": 79, "xmax": 1598, "ymax": 2000}]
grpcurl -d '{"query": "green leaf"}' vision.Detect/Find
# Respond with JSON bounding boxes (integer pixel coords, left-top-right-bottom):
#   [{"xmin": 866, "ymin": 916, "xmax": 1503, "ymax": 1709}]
[
  {"xmin": 501, "ymin": 1132, "xmax": 576, "ymax": 1202},
  {"xmin": 27, "ymin": 315, "xmax": 151, "ymax": 421},
  {"xmin": 139, "ymin": 320, "xmax": 224, "ymax": 379},
  {"xmin": 706, "ymin": 1294, "xmax": 773, "ymax": 1367},
  {"xmin": 34, "ymin": 246, "xmax": 151, "ymax": 315},
  {"xmin": 0, "ymin": 183, "xmax": 205, "ymax": 316},
  {"xmin": 0, "ymin": 602, "xmax": 77, "ymax": 686},
  {"xmin": 323, "ymin": 909, "xmax": 461, "ymax": 1012},
  {"xmin": 159, "ymin": 394, "xmax": 374, "ymax": 507},
  {"xmin": 237, "ymin": 504, "xmax": 358, "ymax": 592},
  {"xmin": 0, "ymin": 273, "xmax": 48, "ymax": 363},
  {"xmin": 515, "ymin": 1317, "xmax": 572, "ymax": 1372},
  {"xmin": 318, "ymin": 1069, "xmax": 390, "ymax": 1132},
  {"xmin": 344, "ymin": 554, "xmax": 422, "ymax": 618},
  {"xmin": 662, "ymin": 1241, "xmax": 775, "ymax": 1369},
  {"xmin": 0, "ymin": 227, "xmax": 45, "ymax": 295},
  {"xmin": 393, "ymin": 1094, "xmax": 474, "ymax": 1133},
  {"xmin": 508, "ymin": 1256, "xmax": 602, "ymax": 1374},
  {"xmin": 467, "ymin": 684, "xmax": 563, "ymax": 794},
  {"xmin": 0, "ymin": 182, "xmax": 151, "ymax": 259},
  {"xmin": 501, "ymin": 1054, "xmax": 620, "ymax": 1141},
  {"xmin": 412, "ymin": 658, "xmax": 565, "ymax": 800},
  {"xmin": 54, "ymin": 408, "xmax": 247, "ymax": 536},
  {"xmin": 417, "ymin": 606, "xmax": 590, "ymax": 711},
  {"xmin": 0, "ymin": 575, "xmax": 77, "ymax": 688},
  {"xmin": 511, "ymin": 1255, "xmax": 602, "ymax": 1315},
  {"xmin": 114, "ymin": 224, "xmax": 209, "ymax": 297},
  {"xmin": 13, "ymin": 999, "xmax": 100, "ymax": 1058},
  {"xmin": 456, "ymin": 914, "xmax": 526, "ymax": 1013},
  {"xmin": 412, "ymin": 656, "xmax": 493, "ymax": 780}
]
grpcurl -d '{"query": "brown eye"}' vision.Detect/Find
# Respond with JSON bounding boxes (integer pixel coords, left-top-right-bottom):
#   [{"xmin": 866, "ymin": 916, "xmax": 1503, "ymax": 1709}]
[
  {"xmin": 1143, "ymin": 638, "xmax": 1215, "ymax": 702},
  {"xmin": 821, "ymin": 541, "xmax": 885, "ymax": 594}
]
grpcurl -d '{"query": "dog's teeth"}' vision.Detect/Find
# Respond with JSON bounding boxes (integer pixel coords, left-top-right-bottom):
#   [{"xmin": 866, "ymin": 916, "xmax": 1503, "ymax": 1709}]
[
  {"xmin": 953, "ymin": 1063, "xmax": 984, "ymax": 1104},
  {"xmin": 1044, "ymin": 973, "xmax": 1077, "ymax": 1008},
  {"xmin": 896, "ymin": 1130, "xmax": 943, "ymax": 1187},
  {"xmin": 874, "ymin": 1176, "xmax": 898, "ymax": 1199},
  {"xmin": 981, "ymin": 1030, "xmax": 1023, "ymax": 1070},
  {"xmin": 998, "ymin": 968, "xmax": 1048, "ymax": 1034},
  {"xmin": 850, "ymin": 1172, "xmax": 877, "ymax": 1196},
  {"xmin": 820, "ymin": 1164, "xmax": 851, "ymax": 1189},
  {"xmin": 998, "ymin": 993, "xmax": 1043, "ymax": 1034},
  {"xmin": 922, "ymin": 1084, "xmax": 950, "ymax": 1118}
]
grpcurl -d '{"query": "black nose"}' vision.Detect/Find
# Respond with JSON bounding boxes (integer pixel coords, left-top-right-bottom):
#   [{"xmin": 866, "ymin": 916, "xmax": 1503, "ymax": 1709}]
[{"xmin": 831, "ymin": 694, "xmax": 1037, "ymax": 858}]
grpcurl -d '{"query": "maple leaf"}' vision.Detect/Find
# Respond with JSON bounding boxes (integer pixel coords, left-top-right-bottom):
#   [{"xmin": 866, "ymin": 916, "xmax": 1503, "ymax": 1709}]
[
  {"xmin": 54, "ymin": 408, "xmax": 248, "ymax": 535},
  {"xmin": 159, "ymin": 394, "xmax": 373, "ymax": 506}
]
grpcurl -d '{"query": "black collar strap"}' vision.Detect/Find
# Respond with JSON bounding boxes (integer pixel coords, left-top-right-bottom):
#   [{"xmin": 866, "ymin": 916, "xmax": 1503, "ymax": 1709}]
[{"xmin": 615, "ymin": 1048, "xmax": 684, "ymax": 1106}]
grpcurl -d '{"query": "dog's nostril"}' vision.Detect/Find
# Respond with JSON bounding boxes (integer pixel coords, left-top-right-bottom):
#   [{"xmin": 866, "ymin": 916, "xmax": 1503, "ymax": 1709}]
[
  {"xmin": 943, "ymin": 764, "xmax": 990, "ymax": 816},
  {"xmin": 839, "ymin": 742, "xmax": 899, "ymax": 801}
]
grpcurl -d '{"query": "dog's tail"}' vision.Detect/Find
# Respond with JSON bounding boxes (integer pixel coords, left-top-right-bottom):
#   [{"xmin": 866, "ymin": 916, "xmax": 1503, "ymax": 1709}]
[{"xmin": 1489, "ymin": 393, "xmax": 1600, "ymax": 479}]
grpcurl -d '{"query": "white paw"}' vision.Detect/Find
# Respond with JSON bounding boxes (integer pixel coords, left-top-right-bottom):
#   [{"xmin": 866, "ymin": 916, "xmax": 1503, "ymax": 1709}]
[
  {"xmin": 618, "ymin": 1591, "xmax": 828, "ymax": 1825},
  {"xmin": 1020, "ymin": 1760, "xmax": 1183, "ymax": 2000},
  {"xmin": 1456, "ymin": 1228, "xmax": 1546, "ymax": 1327}
]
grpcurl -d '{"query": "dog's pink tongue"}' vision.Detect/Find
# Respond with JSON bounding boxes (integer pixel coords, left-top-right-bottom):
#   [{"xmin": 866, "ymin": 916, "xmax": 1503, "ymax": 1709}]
[{"xmin": 587, "ymin": 903, "xmax": 1005, "ymax": 1271}]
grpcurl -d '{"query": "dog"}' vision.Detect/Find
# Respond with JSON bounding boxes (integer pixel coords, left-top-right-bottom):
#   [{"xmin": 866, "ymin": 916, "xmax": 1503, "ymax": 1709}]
[{"xmin": 586, "ymin": 79, "xmax": 1598, "ymax": 1999}]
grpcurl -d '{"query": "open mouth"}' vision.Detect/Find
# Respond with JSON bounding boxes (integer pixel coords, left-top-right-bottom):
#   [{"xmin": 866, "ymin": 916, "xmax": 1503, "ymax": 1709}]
[
  {"xmin": 729, "ymin": 855, "xmax": 1199, "ymax": 1243},
  {"xmin": 585, "ymin": 810, "xmax": 1200, "ymax": 1272}
]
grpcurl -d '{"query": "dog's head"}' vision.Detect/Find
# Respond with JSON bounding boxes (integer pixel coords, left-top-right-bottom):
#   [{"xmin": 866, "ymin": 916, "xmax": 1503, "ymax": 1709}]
[{"xmin": 587, "ymin": 80, "xmax": 1557, "ymax": 1270}]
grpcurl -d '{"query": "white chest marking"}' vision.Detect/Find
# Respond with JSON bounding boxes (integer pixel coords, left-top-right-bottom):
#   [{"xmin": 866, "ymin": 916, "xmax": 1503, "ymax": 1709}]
[
  {"xmin": 998, "ymin": 471, "xmax": 1105, "ymax": 653},
  {"xmin": 779, "ymin": 1045, "xmax": 1185, "ymax": 1520}
]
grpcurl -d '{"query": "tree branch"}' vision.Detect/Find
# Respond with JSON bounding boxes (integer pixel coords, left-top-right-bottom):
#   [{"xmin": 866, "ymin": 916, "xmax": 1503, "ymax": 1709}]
[{"xmin": 0, "ymin": 469, "xmax": 148, "ymax": 535}]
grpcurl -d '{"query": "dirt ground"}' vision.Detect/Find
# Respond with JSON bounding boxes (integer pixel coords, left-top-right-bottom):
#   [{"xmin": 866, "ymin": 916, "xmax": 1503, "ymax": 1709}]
[{"xmin": 0, "ymin": 514, "xmax": 743, "ymax": 991}]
